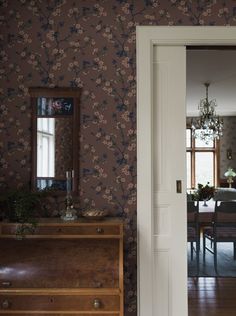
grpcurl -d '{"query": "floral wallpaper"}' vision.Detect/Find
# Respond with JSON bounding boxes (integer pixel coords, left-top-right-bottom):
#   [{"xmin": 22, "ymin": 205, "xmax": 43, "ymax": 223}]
[
  {"xmin": 220, "ymin": 116, "xmax": 236, "ymax": 179},
  {"xmin": 0, "ymin": 0, "xmax": 236, "ymax": 314}
]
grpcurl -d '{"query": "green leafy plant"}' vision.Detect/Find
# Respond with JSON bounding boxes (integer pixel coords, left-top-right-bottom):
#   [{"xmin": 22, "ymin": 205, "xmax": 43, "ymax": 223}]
[
  {"xmin": 194, "ymin": 182, "xmax": 215, "ymax": 201},
  {"xmin": 0, "ymin": 188, "xmax": 47, "ymax": 237}
]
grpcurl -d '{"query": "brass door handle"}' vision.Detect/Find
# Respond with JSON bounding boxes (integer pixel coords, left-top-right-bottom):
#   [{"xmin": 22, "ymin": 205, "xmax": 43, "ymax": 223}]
[
  {"xmin": 93, "ymin": 298, "xmax": 101, "ymax": 309},
  {"xmin": 2, "ymin": 299, "xmax": 10, "ymax": 309},
  {"xmin": 176, "ymin": 180, "xmax": 182, "ymax": 193},
  {"xmin": 96, "ymin": 227, "xmax": 104, "ymax": 234}
]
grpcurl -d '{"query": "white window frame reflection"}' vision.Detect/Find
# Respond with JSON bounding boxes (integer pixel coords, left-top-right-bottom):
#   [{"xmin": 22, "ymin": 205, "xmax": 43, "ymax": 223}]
[
  {"xmin": 186, "ymin": 128, "xmax": 218, "ymax": 189},
  {"xmin": 195, "ymin": 152, "xmax": 214, "ymax": 186},
  {"xmin": 37, "ymin": 118, "xmax": 55, "ymax": 177}
]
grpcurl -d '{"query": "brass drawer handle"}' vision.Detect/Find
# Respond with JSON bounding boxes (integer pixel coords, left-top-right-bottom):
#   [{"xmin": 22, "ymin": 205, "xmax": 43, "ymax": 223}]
[
  {"xmin": 94, "ymin": 281, "xmax": 102, "ymax": 288},
  {"xmin": 1, "ymin": 281, "xmax": 11, "ymax": 288},
  {"xmin": 2, "ymin": 299, "xmax": 10, "ymax": 309},
  {"xmin": 96, "ymin": 227, "xmax": 104, "ymax": 234},
  {"xmin": 93, "ymin": 298, "xmax": 101, "ymax": 309}
]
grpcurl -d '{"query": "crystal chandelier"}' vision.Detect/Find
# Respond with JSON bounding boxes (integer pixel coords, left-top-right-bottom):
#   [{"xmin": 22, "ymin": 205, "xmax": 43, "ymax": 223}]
[{"xmin": 191, "ymin": 83, "xmax": 223, "ymax": 144}]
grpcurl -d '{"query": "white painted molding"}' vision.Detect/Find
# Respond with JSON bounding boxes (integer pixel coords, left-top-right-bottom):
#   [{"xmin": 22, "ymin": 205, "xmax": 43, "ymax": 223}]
[
  {"xmin": 136, "ymin": 26, "xmax": 236, "ymax": 45},
  {"xmin": 136, "ymin": 25, "xmax": 154, "ymax": 316}
]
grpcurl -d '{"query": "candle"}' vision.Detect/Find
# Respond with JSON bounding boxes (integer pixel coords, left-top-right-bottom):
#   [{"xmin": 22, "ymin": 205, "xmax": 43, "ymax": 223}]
[
  {"xmin": 66, "ymin": 171, "xmax": 72, "ymax": 193},
  {"xmin": 66, "ymin": 171, "xmax": 71, "ymax": 179}
]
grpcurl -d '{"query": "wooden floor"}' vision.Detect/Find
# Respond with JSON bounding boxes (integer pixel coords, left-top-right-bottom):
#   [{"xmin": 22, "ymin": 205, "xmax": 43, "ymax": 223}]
[{"xmin": 188, "ymin": 277, "xmax": 236, "ymax": 316}]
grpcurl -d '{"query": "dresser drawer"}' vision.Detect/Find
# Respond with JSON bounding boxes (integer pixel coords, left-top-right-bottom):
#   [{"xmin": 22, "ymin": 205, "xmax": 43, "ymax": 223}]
[
  {"xmin": 0, "ymin": 294, "xmax": 120, "ymax": 312},
  {"xmin": 1, "ymin": 224, "xmax": 120, "ymax": 236},
  {"xmin": 0, "ymin": 239, "xmax": 119, "ymax": 288}
]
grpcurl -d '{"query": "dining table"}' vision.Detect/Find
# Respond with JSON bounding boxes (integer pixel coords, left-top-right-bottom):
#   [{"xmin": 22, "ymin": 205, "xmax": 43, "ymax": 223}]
[{"xmin": 198, "ymin": 200, "xmax": 215, "ymax": 224}]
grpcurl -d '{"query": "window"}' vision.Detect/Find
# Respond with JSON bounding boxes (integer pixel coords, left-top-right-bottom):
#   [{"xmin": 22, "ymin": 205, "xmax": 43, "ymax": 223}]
[
  {"xmin": 186, "ymin": 128, "xmax": 218, "ymax": 189},
  {"xmin": 37, "ymin": 118, "xmax": 55, "ymax": 177}
]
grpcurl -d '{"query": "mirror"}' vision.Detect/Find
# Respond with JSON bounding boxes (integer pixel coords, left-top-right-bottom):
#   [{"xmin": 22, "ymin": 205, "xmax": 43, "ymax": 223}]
[{"xmin": 29, "ymin": 87, "xmax": 81, "ymax": 192}]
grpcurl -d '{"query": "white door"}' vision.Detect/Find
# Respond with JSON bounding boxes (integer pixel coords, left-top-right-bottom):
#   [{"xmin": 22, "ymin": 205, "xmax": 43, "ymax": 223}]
[
  {"xmin": 137, "ymin": 26, "xmax": 236, "ymax": 316},
  {"xmin": 152, "ymin": 46, "xmax": 187, "ymax": 316},
  {"xmin": 137, "ymin": 43, "xmax": 187, "ymax": 316}
]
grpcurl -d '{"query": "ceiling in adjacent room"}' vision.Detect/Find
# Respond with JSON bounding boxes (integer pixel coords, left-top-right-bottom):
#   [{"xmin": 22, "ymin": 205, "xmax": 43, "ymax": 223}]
[{"xmin": 187, "ymin": 49, "xmax": 236, "ymax": 116}]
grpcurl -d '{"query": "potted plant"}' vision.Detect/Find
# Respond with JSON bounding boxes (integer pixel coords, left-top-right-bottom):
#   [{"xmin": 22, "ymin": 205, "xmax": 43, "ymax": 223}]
[
  {"xmin": 0, "ymin": 188, "xmax": 47, "ymax": 237},
  {"xmin": 194, "ymin": 182, "xmax": 215, "ymax": 206}
]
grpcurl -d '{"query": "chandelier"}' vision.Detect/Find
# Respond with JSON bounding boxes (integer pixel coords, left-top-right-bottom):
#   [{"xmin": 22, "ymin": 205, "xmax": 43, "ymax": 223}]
[{"xmin": 191, "ymin": 83, "xmax": 223, "ymax": 144}]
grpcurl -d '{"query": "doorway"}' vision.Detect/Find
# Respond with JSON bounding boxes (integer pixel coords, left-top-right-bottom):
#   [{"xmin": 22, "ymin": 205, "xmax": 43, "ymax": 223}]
[
  {"xmin": 186, "ymin": 47, "xmax": 236, "ymax": 278},
  {"xmin": 137, "ymin": 26, "xmax": 236, "ymax": 316}
]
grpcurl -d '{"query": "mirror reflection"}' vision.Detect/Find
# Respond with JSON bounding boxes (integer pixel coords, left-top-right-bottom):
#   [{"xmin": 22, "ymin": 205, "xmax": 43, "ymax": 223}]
[
  {"xmin": 37, "ymin": 97, "xmax": 73, "ymax": 116},
  {"xmin": 36, "ymin": 97, "xmax": 74, "ymax": 191},
  {"xmin": 37, "ymin": 118, "xmax": 55, "ymax": 178},
  {"xmin": 29, "ymin": 87, "xmax": 80, "ymax": 193},
  {"xmin": 37, "ymin": 117, "xmax": 73, "ymax": 190}
]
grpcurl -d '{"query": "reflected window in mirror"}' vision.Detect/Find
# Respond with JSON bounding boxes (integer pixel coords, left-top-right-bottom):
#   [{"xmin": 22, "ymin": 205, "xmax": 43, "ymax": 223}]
[
  {"xmin": 186, "ymin": 127, "xmax": 219, "ymax": 189},
  {"xmin": 29, "ymin": 87, "xmax": 81, "ymax": 193},
  {"xmin": 37, "ymin": 118, "xmax": 55, "ymax": 178}
]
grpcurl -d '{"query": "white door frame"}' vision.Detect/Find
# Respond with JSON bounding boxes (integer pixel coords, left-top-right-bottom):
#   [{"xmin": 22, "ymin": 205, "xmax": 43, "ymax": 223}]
[{"xmin": 137, "ymin": 26, "xmax": 236, "ymax": 316}]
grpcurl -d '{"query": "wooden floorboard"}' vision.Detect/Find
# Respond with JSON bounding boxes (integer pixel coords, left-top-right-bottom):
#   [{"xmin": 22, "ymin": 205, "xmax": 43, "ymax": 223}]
[{"xmin": 188, "ymin": 277, "xmax": 236, "ymax": 316}]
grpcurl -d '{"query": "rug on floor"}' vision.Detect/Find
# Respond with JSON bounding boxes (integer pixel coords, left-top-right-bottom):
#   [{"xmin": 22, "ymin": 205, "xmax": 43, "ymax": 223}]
[{"xmin": 188, "ymin": 241, "xmax": 236, "ymax": 277}]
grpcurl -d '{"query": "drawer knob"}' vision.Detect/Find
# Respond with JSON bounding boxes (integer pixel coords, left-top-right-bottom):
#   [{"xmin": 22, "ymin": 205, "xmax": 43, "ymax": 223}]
[
  {"xmin": 93, "ymin": 298, "xmax": 101, "ymax": 309},
  {"xmin": 94, "ymin": 281, "xmax": 102, "ymax": 288},
  {"xmin": 2, "ymin": 299, "xmax": 10, "ymax": 309},
  {"xmin": 96, "ymin": 227, "xmax": 104, "ymax": 234}
]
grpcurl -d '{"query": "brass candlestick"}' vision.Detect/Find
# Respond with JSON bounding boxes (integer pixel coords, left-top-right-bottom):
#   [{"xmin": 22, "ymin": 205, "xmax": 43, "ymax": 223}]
[{"xmin": 61, "ymin": 171, "xmax": 77, "ymax": 221}]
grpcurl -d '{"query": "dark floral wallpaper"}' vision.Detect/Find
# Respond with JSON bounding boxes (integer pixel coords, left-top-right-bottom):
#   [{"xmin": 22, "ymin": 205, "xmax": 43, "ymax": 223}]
[
  {"xmin": 0, "ymin": 0, "xmax": 236, "ymax": 314},
  {"xmin": 220, "ymin": 116, "xmax": 236, "ymax": 178}
]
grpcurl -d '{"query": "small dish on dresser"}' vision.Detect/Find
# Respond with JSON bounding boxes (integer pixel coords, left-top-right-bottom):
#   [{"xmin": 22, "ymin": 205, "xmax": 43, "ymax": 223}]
[{"xmin": 81, "ymin": 209, "xmax": 108, "ymax": 220}]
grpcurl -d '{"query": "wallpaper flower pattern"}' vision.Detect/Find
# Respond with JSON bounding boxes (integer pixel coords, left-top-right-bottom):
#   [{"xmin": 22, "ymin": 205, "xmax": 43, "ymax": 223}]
[
  {"xmin": 220, "ymin": 117, "xmax": 236, "ymax": 178},
  {"xmin": 0, "ymin": 0, "xmax": 236, "ymax": 314}
]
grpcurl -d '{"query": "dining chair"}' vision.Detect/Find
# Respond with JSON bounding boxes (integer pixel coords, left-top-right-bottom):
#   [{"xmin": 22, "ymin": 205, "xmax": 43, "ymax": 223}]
[
  {"xmin": 203, "ymin": 201, "xmax": 236, "ymax": 274},
  {"xmin": 187, "ymin": 201, "xmax": 200, "ymax": 274}
]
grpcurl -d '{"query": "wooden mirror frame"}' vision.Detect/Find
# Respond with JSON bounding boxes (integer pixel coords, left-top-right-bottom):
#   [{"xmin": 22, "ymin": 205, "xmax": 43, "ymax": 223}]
[{"xmin": 29, "ymin": 87, "xmax": 81, "ymax": 194}]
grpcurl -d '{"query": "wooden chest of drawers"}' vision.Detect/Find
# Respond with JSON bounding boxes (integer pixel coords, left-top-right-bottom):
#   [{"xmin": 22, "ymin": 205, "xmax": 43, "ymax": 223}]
[{"xmin": 0, "ymin": 218, "xmax": 124, "ymax": 315}]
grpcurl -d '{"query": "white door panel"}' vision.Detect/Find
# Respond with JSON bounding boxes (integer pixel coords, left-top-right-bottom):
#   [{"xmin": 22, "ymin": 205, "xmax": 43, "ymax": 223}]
[{"xmin": 152, "ymin": 46, "xmax": 187, "ymax": 316}]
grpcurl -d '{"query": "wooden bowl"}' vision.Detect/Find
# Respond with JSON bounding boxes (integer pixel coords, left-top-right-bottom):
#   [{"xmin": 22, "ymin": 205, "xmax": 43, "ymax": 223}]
[{"xmin": 81, "ymin": 209, "xmax": 108, "ymax": 220}]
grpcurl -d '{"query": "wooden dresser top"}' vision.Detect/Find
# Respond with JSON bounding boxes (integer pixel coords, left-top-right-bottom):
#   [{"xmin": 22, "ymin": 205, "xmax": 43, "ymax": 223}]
[
  {"xmin": 0, "ymin": 217, "xmax": 123, "ymax": 226},
  {"xmin": 0, "ymin": 217, "xmax": 123, "ymax": 239}
]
